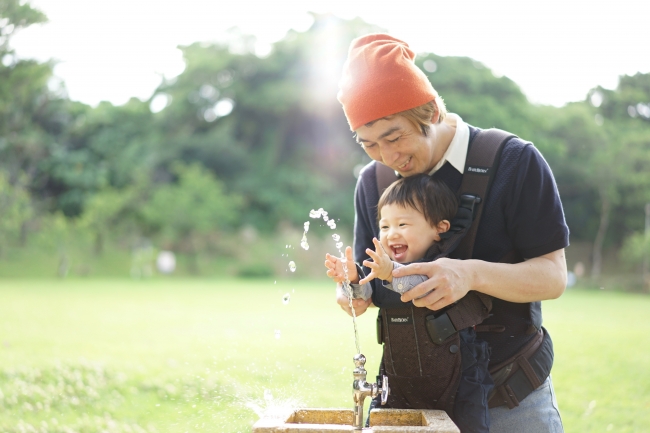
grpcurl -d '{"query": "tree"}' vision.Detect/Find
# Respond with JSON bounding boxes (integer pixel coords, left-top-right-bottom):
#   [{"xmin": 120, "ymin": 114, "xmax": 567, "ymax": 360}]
[
  {"xmin": 0, "ymin": 170, "xmax": 32, "ymax": 255},
  {"xmin": 0, "ymin": 1, "xmax": 64, "ymax": 203},
  {"xmin": 139, "ymin": 163, "xmax": 242, "ymax": 272}
]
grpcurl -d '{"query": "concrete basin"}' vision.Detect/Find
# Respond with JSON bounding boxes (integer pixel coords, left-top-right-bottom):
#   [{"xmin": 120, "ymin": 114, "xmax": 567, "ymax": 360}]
[{"xmin": 252, "ymin": 408, "xmax": 460, "ymax": 432}]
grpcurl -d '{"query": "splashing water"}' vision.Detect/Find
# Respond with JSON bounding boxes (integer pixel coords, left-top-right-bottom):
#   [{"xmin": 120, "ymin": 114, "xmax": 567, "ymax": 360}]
[
  {"xmin": 341, "ymin": 253, "xmax": 361, "ymax": 354},
  {"xmin": 288, "ymin": 261, "xmax": 296, "ymax": 272},
  {"xmin": 300, "ymin": 207, "xmax": 361, "ymax": 354},
  {"xmin": 243, "ymin": 392, "xmax": 303, "ymax": 421},
  {"xmin": 282, "ymin": 293, "xmax": 290, "ymax": 305}
]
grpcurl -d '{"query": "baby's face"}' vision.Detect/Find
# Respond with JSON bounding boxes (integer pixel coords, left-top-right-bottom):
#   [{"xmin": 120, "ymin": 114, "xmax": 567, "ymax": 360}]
[{"xmin": 379, "ymin": 203, "xmax": 442, "ymax": 263}]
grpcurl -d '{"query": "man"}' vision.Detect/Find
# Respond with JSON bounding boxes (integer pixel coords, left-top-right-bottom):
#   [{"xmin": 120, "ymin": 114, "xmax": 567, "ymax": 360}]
[{"xmin": 333, "ymin": 34, "xmax": 568, "ymax": 432}]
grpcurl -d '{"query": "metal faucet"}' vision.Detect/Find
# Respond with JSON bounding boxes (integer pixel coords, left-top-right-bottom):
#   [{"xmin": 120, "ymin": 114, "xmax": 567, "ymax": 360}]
[{"xmin": 352, "ymin": 353, "xmax": 389, "ymax": 429}]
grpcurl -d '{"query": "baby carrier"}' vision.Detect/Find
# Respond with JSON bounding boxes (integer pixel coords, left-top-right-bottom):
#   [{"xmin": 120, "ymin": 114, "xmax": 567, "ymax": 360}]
[{"xmin": 371, "ymin": 129, "xmax": 552, "ymax": 433}]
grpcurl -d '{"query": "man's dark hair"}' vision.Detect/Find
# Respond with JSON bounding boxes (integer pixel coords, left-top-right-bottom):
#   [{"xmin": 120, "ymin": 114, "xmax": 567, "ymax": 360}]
[{"xmin": 377, "ymin": 174, "xmax": 457, "ymax": 227}]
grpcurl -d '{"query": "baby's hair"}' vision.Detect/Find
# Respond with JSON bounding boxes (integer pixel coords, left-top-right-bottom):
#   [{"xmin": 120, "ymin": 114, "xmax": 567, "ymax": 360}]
[{"xmin": 377, "ymin": 174, "xmax": 458, "ymax": 227}]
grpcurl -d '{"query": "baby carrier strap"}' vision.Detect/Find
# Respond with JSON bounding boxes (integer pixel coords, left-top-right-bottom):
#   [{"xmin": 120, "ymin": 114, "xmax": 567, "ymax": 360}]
[{"xmin": 451, "ymin": 128, "xmax": 514, "ymax": 260}]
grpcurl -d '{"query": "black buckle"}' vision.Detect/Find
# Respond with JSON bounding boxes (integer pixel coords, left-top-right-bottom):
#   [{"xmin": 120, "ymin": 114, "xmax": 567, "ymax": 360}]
[
  {"xmin": 459, "ymin": 194, "xmax": 481, "ymax": 219},
  {"xmin": 425, "ymin": 313, "xmax": 457, "ymax": 345}
]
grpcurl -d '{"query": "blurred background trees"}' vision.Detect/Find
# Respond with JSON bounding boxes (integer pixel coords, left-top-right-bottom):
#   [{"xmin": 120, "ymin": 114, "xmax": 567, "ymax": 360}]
[{"xmin": 1, "ymin": 2, "xmax": 649, "ymax": 287}]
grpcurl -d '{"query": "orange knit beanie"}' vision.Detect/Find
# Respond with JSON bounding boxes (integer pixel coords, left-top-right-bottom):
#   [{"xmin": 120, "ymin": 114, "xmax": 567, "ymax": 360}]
[{"xmin": 337, "ymin": 34, "xmax": 438, "ymax": 131}]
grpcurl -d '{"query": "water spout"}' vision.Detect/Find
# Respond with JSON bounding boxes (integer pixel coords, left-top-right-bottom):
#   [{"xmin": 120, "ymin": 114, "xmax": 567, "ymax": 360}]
[{"xmin": 352, "ymin": 353, "xmax": 389, "ymax": 429}]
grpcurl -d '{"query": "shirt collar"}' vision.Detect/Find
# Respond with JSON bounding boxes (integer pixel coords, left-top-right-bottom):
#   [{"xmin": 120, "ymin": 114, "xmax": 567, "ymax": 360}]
[{"xmin": 428, "ymin": 113, "xmax": 469, "ymax": 175}]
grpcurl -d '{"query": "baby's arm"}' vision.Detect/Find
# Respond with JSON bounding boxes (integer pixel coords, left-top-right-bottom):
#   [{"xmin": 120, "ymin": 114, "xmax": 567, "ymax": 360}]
[
  {"xmin": 385, "ymin": 262, "xmax": 428, "ymax": 295},
  {"xmin": 360, "ymin": 238, "xmax": 395, "ymax": 284},
  {"xmin": 324, "ymin": 247, "xmax": 372, "ymax": 301},
  {"xmin": 359, "ymin": 238, "xmax": 429, "ymax": 296},
  {"xmin": 324, "ymin": 246, "xmax": 358, "ymax": 284}
]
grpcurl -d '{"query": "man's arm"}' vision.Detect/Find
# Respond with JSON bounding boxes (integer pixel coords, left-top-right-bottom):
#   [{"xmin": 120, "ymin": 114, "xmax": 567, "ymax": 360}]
[{"xmin": 397, "ymin": 248, "xmax": 567, "ymax": 310}]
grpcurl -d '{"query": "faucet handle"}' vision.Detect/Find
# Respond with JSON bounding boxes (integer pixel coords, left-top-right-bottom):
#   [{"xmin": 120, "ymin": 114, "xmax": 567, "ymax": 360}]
[
  {"xmin": 380, "ymin": 375, "xmax": 389, "ymax": 405},
  {"xmin": 353, "ymin": 353, "xmax": 366, "ymax": 368}
]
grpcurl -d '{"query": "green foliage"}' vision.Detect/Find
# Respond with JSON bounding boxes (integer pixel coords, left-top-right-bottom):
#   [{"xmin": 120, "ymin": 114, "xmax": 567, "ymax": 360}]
[
  {"xmin": 140, "ymin": 163, "xmax": 242, "ymax": 260},
  {"xmin": 0, "ymin": 170, "xmax": 32, "ymax": 254},
  {"xmin": 2, "ymin": 8, "xmax": 650, "ymax": 281},
  {"xmin": 620, "ymin": 232, "xmax": 650, "ymax": 267}
]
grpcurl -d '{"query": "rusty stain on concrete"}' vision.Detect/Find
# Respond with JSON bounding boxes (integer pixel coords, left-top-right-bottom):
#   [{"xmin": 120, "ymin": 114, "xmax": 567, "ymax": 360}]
[{"xmin": 252, "ymin": 408, "xmax": 460, "ymax": 432}]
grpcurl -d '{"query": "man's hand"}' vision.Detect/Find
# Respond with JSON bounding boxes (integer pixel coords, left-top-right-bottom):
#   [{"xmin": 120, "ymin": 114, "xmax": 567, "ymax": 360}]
[
  {"xmin": 396, "ymin": 258, "xmax": 472, "ymax": 310},
  {"xmin": 336, "ymin": 283, "xmax": 373, "ymax": 317},
  {"xmin": 395, "ymin": 249, "xmax": 568, "ymax": 309},
  {"xmin": 360, "ymin": 237, "xmax": 394, "ymax": 284},
  {"xmin": 324, "ymin": 246, "xmax": 359, "ymax": 284}
]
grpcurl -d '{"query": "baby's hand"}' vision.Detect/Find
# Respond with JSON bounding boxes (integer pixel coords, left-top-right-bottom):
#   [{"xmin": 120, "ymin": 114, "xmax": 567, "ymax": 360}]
[
  {"xmin": 324, "ymin": 246, "xmax": 359, "ymax": 284},
  {"xmin": 359, "ymin": 238, "xmax": 394, "ymax": 284}
]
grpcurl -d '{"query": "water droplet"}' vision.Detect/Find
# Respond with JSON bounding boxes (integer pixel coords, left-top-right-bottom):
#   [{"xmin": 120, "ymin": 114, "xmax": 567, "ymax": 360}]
[
  {"xmin": 323, "ymin": 215, "xmax": 329, "ymax": 222},
  {"xmin": 327, "ymin": 220, "xmax": 336, "ymax": 229},
  {"xmin": 332, "ymin": 234, "xmax": 340, "ymax": 242},
  {"xmin": 285, "ymin": 245, "xmax": 289, "ymax": 248},
  {"xmin": 288, "ymin": 261, "xmax": 296, "ymax": 272},
  {"xmin": 309, "ymin": 209, "xmax": 321, "ymax": 218},
  {"xmin": 282, "ymin": 293, "xmax": 290, "ymax": 304},
  {"xmin": 264, "ymin": 389, "xmax": 273, "ymax": 402},
  {"xmin": 274, "ymin": 281, "xmax": 277, "ymax": 284},
  {"xmin": 336, "ymin": 242, "xmax": 343, "ymax": 249},
  {"xmin": 274, "ymin": 330, "xmax": 281, "ymax": 339},
  {"xmin": 300, "ymin": 233, "xmax": 309, "ymax": 250},
  {"xmin": 304, "ymin": 221, "xmax": 310, "ymax": 232}
]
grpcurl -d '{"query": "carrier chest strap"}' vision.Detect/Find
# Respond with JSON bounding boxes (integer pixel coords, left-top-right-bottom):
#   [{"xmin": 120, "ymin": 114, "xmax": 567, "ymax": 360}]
[{"xmin": 452, "ymin": 128, "xmax": 514, "ymax": 260}]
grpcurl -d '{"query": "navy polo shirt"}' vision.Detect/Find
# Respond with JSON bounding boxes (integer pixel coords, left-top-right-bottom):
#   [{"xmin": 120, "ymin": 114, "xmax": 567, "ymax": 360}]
[{"xmin": 353, "ymin": 125, "xmax": 570, "ymax": 366}]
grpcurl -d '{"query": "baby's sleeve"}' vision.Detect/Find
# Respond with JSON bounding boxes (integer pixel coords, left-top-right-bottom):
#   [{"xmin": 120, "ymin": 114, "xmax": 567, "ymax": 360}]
[{"xmin": 383, "ymin": 262, "xmax": 428, "ymax": 294}]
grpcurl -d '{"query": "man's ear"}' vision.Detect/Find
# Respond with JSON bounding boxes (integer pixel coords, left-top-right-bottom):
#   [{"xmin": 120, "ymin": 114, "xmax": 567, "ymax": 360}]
[
  {"xmin": 430, "ymin": 101, "xmax": 440, "ymax": 124},
  {"xmin": 437, "ymin": 219, "xmax": 451, "ymax": 234}
]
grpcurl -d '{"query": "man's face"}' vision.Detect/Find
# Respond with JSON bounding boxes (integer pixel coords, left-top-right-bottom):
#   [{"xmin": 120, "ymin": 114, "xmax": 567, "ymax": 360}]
[{"xmin": 355, "ymin": 116, "xmax": 440, "ymax": 177}]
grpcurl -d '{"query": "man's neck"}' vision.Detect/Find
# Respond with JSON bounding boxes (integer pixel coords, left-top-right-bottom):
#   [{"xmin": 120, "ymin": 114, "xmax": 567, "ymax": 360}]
[{"xmin": 428, "ymin": 116, "xmax": 458, "ymax": 170}]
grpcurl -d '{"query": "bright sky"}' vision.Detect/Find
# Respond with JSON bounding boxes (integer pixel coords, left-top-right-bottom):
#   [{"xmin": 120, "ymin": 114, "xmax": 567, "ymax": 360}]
[{"xmin": 11, "ymin": 0, "xmax": 650, "ymax": 107}]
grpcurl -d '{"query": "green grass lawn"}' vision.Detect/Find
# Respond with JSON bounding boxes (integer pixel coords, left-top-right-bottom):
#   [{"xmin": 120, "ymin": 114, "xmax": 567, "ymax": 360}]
[{"xmin": 0, "ymin": 279, "xmax": 648, "ymax": 432}]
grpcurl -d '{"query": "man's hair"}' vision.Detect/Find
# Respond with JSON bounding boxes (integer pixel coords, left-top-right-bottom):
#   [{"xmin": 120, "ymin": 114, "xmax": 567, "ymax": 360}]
[
  {"xmin": 363, "ymin": 98, "xmax": 448, "ymax": 135},
  {"xmin": 377, "ymin": 173, "xmax": 457, "ymax": 227},
  {"xmin": 398, "ymin": 98, "xmax": 447, "ymax": 136}
]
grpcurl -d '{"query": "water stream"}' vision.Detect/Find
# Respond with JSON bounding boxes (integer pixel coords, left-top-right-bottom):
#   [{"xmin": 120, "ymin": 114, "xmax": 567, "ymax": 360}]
[{"xmin": 299, "ymin": 208, "xmax": 361, "ymax": 355}]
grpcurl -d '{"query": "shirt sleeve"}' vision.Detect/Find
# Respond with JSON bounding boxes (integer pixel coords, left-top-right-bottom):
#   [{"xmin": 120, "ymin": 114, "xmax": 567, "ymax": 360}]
[
  {"xmin": 353, "ymin": 165, "xmax": 402, "ymax": 307},
  {"xmin": 505, "ymin": 144, "xmax": 570, "ymax": 258},
  {"xmin": 383, "ymin": 262, "xmax": 428, "ymax": 294},
  {"xmin": 353, "ymin": 170, "xmax": 375, "ymax": 266}
]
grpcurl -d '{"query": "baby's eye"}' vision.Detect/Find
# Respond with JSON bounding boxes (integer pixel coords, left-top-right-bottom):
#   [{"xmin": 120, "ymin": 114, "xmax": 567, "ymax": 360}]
[
  {"xmin": 380, "ymin": 225, "xmax": 388, "ymax": 230},
  {"xmin": 399, "ymin": 223, "xmax": 407, "ymax": 227}
]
